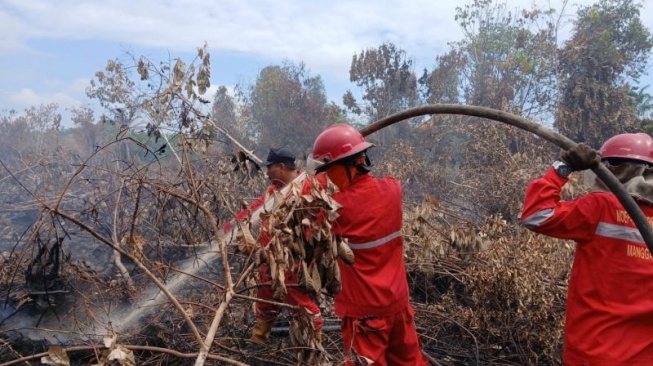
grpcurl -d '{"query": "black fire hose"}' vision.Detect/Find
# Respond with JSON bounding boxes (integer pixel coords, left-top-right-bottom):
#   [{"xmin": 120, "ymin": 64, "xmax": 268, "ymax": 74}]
[{"xmin": 361, "ymin": 104, "xmax": 653, "ymax": 255}]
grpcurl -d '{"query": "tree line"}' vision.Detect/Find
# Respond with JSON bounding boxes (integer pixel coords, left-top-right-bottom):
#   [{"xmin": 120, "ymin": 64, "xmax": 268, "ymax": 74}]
[{"xmin": 1, "ymin": 0, "xmax": 652, "ymax": 189}]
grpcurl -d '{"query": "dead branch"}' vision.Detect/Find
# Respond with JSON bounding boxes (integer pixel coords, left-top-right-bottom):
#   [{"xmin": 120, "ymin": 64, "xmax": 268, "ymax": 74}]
[
  {"xmin": 37, "ymin": 205, "xmax": 206, "ymax": 349},
  {"xmin": 110, "ymin": 180, "xmax": 135, "ymax": 289},
  {"xmin": 177, "ymin": 93, "xmax": 262, "ymax": 164}
]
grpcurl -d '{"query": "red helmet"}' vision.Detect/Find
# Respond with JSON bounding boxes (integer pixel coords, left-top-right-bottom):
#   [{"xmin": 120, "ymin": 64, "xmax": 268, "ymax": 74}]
[
  {"xmin": 310, "ymin": 124, "xmax": 374, "ymax": 171},
  {"xmin": 600, "ymin": 133, "xmax": 653, "ymax": 164}
]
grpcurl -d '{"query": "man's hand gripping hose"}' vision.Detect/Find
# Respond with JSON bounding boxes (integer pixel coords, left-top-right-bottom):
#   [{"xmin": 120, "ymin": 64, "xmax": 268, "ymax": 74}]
[
  {"xmin": 361, "ymin": 104, "xmax": 653, "ymax": 256},
  {"xmin": 222, "ymin": 104, "xmax": 653, "ymax": 262}
]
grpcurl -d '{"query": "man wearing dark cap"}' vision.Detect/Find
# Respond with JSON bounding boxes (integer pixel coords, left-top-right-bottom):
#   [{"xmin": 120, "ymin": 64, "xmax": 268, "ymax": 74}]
[
  {"xmin": 262, "ymin": 147, "xmax": 298, "ymax": 187},
  {"xmin": 223, "ymin": 147, "xmax": 323, "ymax": 344}
]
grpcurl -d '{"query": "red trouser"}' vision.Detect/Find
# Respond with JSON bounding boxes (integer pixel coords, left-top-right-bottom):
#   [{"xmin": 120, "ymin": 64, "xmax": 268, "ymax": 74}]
[
  {"xmin": 341, "ymin": 305, "xmax": 427, "ymax": 366},
  {"xmin": 255, "ymin": 264, "xmax": 323, "ymax": 330}
]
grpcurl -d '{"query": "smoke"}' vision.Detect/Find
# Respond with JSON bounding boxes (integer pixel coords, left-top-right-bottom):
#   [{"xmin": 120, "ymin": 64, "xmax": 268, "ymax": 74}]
[{"xmin": 0, "ymin": 237, "xmax": 224, "ymax": 346}]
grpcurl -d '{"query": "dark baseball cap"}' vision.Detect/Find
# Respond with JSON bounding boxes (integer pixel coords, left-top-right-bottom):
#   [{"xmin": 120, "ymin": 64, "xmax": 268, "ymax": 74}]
[{"xmin": 263, "ymin": 147, "xmax": 296, "ymax": 166}]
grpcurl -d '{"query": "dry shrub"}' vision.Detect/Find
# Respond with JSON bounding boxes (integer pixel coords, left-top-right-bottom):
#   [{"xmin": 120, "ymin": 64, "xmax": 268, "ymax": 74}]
[
  {"xmin": 1, "ymin": 112, "xmax": 597, "ymax": 365},
  {"xmin": 441, "ymin": 220, "xmax": 571, "ymax": 365},
  {"xmin": 403, "ymin": 202, "xmax": 573, "ymax": 364},
  {"xmin": 373, "ymin": 115, "xmax": 558, "ymax": 220},
  {"xmin": 0, "ymin": 139, "xmax": 275, "ymax": 364},
  {"xmin": 374, "ymin": 116, "xmax": 588, "ymax": 364}
]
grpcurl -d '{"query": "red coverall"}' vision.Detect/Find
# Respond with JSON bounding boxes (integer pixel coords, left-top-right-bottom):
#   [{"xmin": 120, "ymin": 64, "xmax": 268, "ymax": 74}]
[
  {"xmin": 329, "ymin": 173, "xmax": 427, "ymax": 366},
  {"xmin": 521, "ymin": 167, "xmax": 653, "ymax": 366},
  {"xmin": 223, "ymin": 178, "xmax": 323, "ymax": 331}
]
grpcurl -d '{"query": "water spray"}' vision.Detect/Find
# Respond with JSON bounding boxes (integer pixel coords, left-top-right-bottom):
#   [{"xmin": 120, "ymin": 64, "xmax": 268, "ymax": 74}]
[
  {"xmin": 117, "ymin": 104, "xmax": 653, "ymax": 334},
  {"xmin": 11, "ymin": 104, "xmax": 645, "ymax": 365}
]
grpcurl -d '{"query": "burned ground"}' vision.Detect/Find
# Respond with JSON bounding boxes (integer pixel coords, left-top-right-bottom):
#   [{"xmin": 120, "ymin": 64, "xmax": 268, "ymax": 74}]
[{"xmin": 0, "ymin": 123, "xmax": 577, "ymax": 366}]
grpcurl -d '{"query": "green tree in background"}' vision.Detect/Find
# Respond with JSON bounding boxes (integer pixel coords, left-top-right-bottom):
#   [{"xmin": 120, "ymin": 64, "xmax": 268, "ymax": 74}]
[
  {"xmin": 419, "ymin": 49, "xmax": 463, "ymax": 105},
  {"xmin": 556, "ymin": 0, "xmax": 653, "ymax": 148},
  {"xmin": 211, "ymin": 85, "xmax": 254, "ymax": 153},
  {"xmin": 0, "ymin": 104, "xmax": 71, "ymax": 200},
  {"xmin": 634, "ymin": 85, "xmax": 653, "ymax": 135},
  {"xmin": 421, "ymin": 0, "xmax": 559, "ymax": 121},
  {"xmin": 630, "ymin": 85, "xmax": 653, "ymax": 119},
  {"xmin": 343, "ymin": 42, "xmax": 419, "ymax": 122},
  {"xmin": 343, "ymin": 42, "xmax": 419, "ymax": 143},
  {"xmin": 69, "ymin": 106, "xmax": 106, "ymax": 155},
  {"xmin": 246, "ymin": 61, "xmax": 342, "ymax": 154},
  {"xmin": 7, "ymin": 104, "xmax": 63, "ymax": 158}
]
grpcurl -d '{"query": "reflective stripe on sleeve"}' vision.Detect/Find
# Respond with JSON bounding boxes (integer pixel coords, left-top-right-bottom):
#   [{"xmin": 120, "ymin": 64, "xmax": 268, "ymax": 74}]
[
  {"xmin": 595, "ymin": 222, "xmax": 644, "ymax": 244},
  {"xmin": 348, "ymin": 230, "xmax": 402, "ymax": 250},
  {"xmin": 521, "ymin": 208, "xmax": 555, "ymax": 229}
]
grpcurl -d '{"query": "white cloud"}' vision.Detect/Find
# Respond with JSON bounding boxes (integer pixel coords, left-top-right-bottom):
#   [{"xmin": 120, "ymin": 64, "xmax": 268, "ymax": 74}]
[
  {"xmin": 1, "ymin": 0, "xmax": 651, "ymax": 116},
  {"xmin": 4, "ymin": 0, "xmax": 649, "ymax": 80},
  {"xmin": 0, "ymin": 0, "xmax": 461, "ymax": 78},
  {"xmin": 2, "ymin": 0, "xmax": 651, "ymax": 74},
  {"xmin": 0, "ymin": 8, "xmax": 31, "ymax": 53},
  {"xmin": 7, "ymin": 77, "xmax": 90, "ymax": 110}
]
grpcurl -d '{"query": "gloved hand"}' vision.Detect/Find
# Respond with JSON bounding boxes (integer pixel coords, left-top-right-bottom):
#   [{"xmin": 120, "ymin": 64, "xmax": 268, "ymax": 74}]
[{"xmin": 560, "ymin": 143, "xmax": 601, "ymax": 171}]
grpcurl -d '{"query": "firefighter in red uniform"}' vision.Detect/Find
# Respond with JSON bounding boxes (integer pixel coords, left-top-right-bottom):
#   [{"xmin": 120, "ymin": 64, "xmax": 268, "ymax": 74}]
[
  {"xmin": 310, "ymin": 124, "xmax": 428, "ymax": 366},
  {"xmin": 520, "ymin": 133, "xmax": 653, "ymax": 366},
  {"xmin": 223, "ymin": 147, "xmax": 323, "ymax": 344}
]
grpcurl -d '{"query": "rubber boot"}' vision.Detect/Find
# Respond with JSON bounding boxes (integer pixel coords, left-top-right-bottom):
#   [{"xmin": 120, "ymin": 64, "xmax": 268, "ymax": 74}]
[{"xmin": 250, "ymin": 318, "xmax": 272, "ymax": 344}]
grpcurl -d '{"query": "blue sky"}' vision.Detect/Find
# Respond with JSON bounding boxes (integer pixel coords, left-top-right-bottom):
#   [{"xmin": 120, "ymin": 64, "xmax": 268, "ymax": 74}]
[{"xmin": 1, "ymin": 0, "xmax": 652, "ymax": 128}]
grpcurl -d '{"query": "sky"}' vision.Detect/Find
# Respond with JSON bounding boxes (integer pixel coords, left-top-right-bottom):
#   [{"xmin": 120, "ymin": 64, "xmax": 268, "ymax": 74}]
[{"xmin": 1, "ymin": 0, "xmax": 653, "ymax": 128}]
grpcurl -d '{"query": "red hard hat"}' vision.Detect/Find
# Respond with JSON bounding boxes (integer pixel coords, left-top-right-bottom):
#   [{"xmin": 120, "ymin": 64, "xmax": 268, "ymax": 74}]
[
  {"xmin": 600, "ymin": 133, "xmax": 653, "ymax": 164},
  {"xmin": 311, "ymin": 124, "xmax": 374, "ymax": 171}
]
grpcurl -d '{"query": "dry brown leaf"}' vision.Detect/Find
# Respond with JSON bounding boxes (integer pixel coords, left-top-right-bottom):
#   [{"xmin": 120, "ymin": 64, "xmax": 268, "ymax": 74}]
[
  {"xmin": 41, "ymin": 346, "xmax": 70, "ymax": 366},
  {"xmin": 337, "ymin": 239, "xmax": 355, "ymax": 265},
  {"xmin": 108, "ymin": 346, "xmax": 136, "ymax": 366}
]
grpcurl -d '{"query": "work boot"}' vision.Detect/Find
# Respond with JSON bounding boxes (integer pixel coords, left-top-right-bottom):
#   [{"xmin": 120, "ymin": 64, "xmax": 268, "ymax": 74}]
[{"xmin": 250, "ymin": 318, "xmax": 272, "ymax": 344}]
